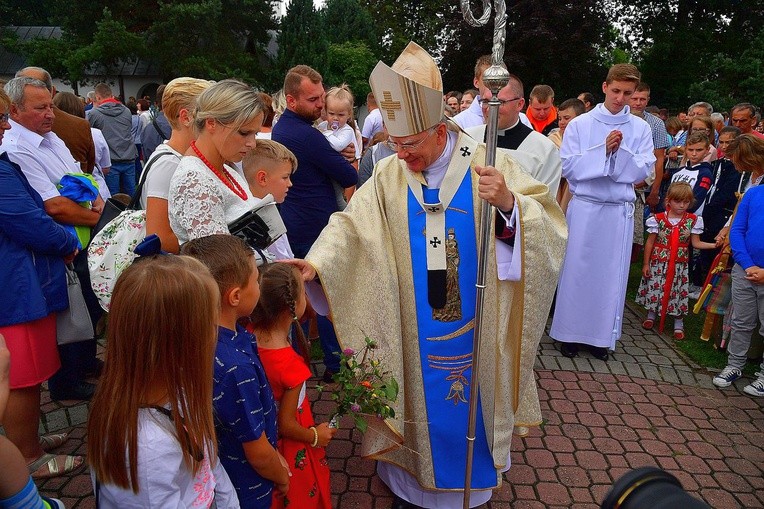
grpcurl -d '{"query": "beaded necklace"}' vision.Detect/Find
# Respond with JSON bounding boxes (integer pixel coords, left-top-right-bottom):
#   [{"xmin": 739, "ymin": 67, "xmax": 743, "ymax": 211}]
[{"xmin": 190, "ymin": 140, "xmax": 247, "ymax": 200}]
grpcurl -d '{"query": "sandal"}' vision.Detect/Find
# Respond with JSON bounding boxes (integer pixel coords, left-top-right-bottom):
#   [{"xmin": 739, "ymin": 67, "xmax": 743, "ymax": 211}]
[
  {"xmin": 28, "ymin": 453, "xmax": 84, "ymax": 479},
  {"xmin": 39, "ymin": 432, "xmax": 69, "ymax": 452},
  {"xmin": 642, "ymin": 319, "xmax": 654, "ymax": 330},
  {"xmin": 674, "ymin": 330, "xmax": 685, "ymax": 340}
]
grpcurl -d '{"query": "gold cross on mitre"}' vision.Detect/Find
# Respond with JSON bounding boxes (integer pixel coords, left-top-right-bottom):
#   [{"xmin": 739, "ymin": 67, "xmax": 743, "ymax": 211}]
[{"xmin": 380, "ymin": 91, "xmax": 402, "ymax": 120}]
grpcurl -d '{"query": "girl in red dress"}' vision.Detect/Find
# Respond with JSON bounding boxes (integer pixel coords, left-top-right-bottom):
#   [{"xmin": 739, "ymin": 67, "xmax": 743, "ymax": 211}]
[
  {"xmin": 251, "ymin": 263, "xmax": 335, "ymax": 509},
  {"xmin": 637, "ymin": 182, "xmax": 717, "ymax": 338}
]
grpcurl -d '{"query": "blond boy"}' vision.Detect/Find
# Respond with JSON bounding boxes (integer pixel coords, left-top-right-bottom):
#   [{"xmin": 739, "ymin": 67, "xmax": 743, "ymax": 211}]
[{"xmin": 242, "ymin": 140, "xmax": 297, "ymax": 260}]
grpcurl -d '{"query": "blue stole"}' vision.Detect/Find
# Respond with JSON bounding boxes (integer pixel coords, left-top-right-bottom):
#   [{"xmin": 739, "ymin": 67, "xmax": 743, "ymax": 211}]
[{"xmin": 407, "ymin": 166, "xmax": 496, "ymax": 489}]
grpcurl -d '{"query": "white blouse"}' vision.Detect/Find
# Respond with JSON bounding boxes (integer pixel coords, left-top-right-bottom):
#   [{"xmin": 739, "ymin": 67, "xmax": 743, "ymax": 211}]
[
  {"xmin": 168, "ymin": 156, "xmax": 261, "ymax": 245},
  {"xmin": 646, "ymin": 214, "xmax": 704, "ymax": 235},
  {"xmin": 94, "ymin": 407, "xmax": 239, "ymax": 508}
]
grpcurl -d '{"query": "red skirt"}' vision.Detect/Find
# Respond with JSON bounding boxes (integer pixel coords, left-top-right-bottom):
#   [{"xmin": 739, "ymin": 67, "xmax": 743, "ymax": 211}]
[{"xmin": 1, "ymin": 314, "xmax": 60, "ymax": 389}]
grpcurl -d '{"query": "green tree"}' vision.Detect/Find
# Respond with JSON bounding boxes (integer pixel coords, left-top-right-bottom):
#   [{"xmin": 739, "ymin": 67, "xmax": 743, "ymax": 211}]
[
  {"xmin": 0, "ymin": 0, "xmax": 49, "ymax": 25},
  {"xmin": 147, "ymin": 0, "xmax": 274, "ymax": 84},
  {"xmin": 47, "ymin": 0, "xmax": 159, "ymax": 44},
  {"xmin": 610, "ymin": 0, "xmax": 764, "ymax": 110},
  {"xmin": 324, "ymin": 41, "xmax": 377, "ymax": 104},
  {"xmin": 271, "ymin": 0, "xmax": 329, "ymax": 89},
  {"xmin": 23, "ymin": 9, "xmax": 144, "ymax": 85},
  {"xmin": 23, "ymin": 0, "xmax": 275, "ymax": 86},
  {"xmin": 322, "ymin": 0, "xmax": 380, "ymax": 58},
  {"xmin": 358, "ymin": 0, "xmax": 455, "ymax": 63},
  {"xmin": 688, "ymin": 29, "xmax": 764, "ymax": 113},
  {"xmin": 441, "ymin": 0, "xmax": 612, "ymax": 101}
]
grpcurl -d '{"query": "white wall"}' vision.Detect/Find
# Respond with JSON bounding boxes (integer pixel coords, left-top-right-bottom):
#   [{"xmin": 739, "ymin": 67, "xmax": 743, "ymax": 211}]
[{"xmin": 53, "ymin": 77, "xmax": 163, "ymax": 102}]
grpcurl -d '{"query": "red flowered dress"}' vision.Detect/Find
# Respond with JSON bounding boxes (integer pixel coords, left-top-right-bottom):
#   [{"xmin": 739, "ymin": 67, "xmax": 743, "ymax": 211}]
[
  {"xmin": 258, "ymin": 346, "xmax": 331, "ymax": 509},
  {"xmin": 636, "ymin": 212, "xmax": 704, "ymax": 330}
]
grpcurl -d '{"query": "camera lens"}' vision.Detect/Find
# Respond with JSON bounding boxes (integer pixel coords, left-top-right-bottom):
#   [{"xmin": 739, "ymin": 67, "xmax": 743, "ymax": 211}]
[{"xmin": 601, "ymin": 467, "xmax": 710, "ymax": 509}]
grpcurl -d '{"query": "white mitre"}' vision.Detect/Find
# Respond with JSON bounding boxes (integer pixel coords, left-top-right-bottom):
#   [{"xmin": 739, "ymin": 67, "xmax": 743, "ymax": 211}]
[{"xmin": 368, "ymin": 41, "xmax": 445, "ymax": 137}]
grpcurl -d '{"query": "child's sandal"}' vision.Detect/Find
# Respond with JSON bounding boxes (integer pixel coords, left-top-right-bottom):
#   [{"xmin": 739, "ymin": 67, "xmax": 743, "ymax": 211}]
[
  {"xmin": 642, "ymin": 319, "xmax": 654, "ymax": 330},
  {"xmin": 674, "ymin": 330, "xmax": 685, "ymax": 340}
]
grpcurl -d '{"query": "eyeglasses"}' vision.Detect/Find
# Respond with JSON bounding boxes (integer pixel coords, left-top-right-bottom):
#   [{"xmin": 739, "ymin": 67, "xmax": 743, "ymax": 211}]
[
  {"xmin": 0, "ymin": 113, "xmax": 9, "ymax": 123},
  {"xmin": 479, "ymin": 97, "xmax": 522, "ymax": 107},
  {"xmin": 386, "ymin": 126, "xmax": 437, "ymax": 152}
]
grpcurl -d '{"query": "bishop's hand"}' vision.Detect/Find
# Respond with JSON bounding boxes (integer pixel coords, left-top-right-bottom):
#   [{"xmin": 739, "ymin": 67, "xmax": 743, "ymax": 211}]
[
  {"xmin": 474, "ymin": 165, "xmax": 514, "ymax": 212},
  {"xmin": 281, "ymin": 259, "xmax": 317, "ymax": 282}
]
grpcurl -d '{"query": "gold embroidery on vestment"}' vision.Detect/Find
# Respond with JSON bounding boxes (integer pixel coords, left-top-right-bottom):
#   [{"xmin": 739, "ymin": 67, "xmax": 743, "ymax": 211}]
[
  {"xmin": 380, "ymin": 91, "xmax": 402, "ymax": 120},
  {"xmin": 427, "ymin": 353, "xmax": 472, "ymax": 405},
  {"xmin": 425, "ymin": 319, "xmax": 474, "ymax": 341},
  {"xmin": 432, "ymin": 228, "xmax": 461, "ymax": 322},
  {"xmin": 416, "ymin": 207, "xmax": 469, "ymax": 216}
]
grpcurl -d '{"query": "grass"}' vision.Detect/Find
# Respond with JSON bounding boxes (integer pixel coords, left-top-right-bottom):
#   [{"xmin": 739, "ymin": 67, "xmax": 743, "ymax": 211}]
[{"xmin": 626, "ymin": 261, "xmax": 761, "ymax": 376}]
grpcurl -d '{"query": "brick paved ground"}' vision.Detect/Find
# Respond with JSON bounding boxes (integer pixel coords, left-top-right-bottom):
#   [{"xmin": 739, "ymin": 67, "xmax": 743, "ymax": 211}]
[{"xmin": 20, "ymin": 304, "xmax": 764, "ymax": 508}]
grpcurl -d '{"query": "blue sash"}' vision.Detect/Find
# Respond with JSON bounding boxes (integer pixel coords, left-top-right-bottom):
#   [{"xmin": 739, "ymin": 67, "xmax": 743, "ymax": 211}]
[{"xmin": 407, "ymin": 168, "xmax": 496, "ymax": 489}]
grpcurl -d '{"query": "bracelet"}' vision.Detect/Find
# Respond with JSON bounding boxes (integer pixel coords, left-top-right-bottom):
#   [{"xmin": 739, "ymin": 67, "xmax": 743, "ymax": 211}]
[{"xmin": 309, "ymin": 426, "xmax": 319, "ymax": 447}]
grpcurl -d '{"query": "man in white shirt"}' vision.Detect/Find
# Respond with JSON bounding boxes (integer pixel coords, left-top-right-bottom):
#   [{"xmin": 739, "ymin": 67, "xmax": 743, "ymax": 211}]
[
  {"xmin": 4, "ymin": 76, "xmax": 104, "ymax": 401},
  {"xmin": 453, "ymin": 55, "xmax": 531, "ymax": 130},
  {"xmin": 465, "ymin": 74, "xmax": 562, "ymax": 198},
  {"xmin": 361, "ymin": 92, "xmax": 384, "ymax": 147}
]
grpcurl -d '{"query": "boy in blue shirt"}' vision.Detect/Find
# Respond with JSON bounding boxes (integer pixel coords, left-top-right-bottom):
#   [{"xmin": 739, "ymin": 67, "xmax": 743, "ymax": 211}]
[
  {"xmin": 667, "ymin": 131, "xmax": 714, "ymax": 213},
  {"xmin": 182, "ymin": 234, "xmax": 290, "ymax": 507}
]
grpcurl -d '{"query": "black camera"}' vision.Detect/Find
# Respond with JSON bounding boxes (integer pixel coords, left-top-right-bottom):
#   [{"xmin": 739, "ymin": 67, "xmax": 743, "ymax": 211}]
[
  {"xmin": 601, "ymin": 467, "xmax": 710, "ymax": 509},
  {"xmin": 228, "ymin": 210, "xmax": 274, "ymax": 250}
]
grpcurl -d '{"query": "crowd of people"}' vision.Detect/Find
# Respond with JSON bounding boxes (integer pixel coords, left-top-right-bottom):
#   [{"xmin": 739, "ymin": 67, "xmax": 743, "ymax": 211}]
[{"xmin": 0, "ymin": 39, "xmax": 762, "ymax": 509}]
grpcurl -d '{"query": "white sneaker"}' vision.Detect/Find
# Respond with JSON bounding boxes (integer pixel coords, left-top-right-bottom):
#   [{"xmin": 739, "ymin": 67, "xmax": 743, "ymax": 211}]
[
  {"xmin": 743, "ymin": 377, "xmax": 764, "ymax": 397},
  {"xmin": 688, "ymin": 290, "xmax": 701, "ymax": 300},
  {"xmin": 712, "ymin": 366, "xmax": 742, "ymax": 387}
]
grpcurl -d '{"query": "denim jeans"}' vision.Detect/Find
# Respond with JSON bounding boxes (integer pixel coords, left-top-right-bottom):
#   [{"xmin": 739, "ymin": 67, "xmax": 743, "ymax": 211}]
[
  {"xmin": 105, "ymin": 160, "xmax": 137, "ymax": 196},
  {"xmin": 134, "ymin": 144, "xmax": 144, "ymax": 181}
]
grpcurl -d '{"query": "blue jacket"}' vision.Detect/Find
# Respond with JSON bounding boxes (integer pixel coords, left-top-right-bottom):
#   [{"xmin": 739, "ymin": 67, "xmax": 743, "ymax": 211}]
[
  {"xmin": 731, "ymin": 184, "xmax": 764, "ymax": 270},
  {"xmin": 0, "ymin": 153, "xmax": 79, "ymax": 326},
  {"xmin": 272, "ymin": 109, "xmax": 358, "ymax": 248}
]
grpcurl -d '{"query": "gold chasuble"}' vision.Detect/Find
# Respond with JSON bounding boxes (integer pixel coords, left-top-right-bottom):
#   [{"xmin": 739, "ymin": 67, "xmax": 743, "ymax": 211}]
[{"xmin": 306, "ymin": 132, "xmax": 567, "ymax": 491}]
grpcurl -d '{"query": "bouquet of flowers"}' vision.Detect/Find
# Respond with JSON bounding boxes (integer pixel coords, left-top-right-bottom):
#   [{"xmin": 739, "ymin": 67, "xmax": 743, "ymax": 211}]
[{"xmin": 320, "ymin": 336, "xmax": 399, "ymax": 433}]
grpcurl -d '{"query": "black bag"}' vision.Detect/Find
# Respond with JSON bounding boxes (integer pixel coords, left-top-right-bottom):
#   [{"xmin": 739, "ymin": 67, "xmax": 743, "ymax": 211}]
[
  {"xmin": 91, "ymin": 152, "xmax": 174, "ymax": 237},
  {"xmin": 91, "ymin": 197, "xmax": 127, "ymax": 237}
]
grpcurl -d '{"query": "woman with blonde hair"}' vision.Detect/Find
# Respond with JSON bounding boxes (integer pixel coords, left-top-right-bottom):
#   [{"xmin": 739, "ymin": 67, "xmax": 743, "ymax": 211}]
[
  {"xmin": 88, "ymin": 255, "xmax": 238, "ymax": 507},
  {"xmin": 168, "ymin": 79, "xmax": 264, "ymax": 246},
  {"xmin": 255, "ymin": 92, "xmax": 274, "ymax": 140},
  {"xmin": 271, "ymin": 89, "xmax": 286, "ymax": 127},
  {"xmin": 139, "ymin": 77, "xmax": 212, "ymax": 253}
]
